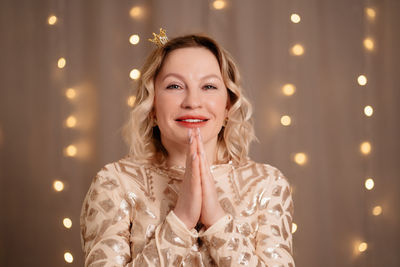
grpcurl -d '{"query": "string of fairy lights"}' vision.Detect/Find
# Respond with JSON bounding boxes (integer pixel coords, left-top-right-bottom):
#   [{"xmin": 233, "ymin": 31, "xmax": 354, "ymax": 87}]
[
  {"xmin": 47, "ymin": 8, "xmax": 75, "ymax": 264},
  {"xmin": 45, "ymin": 0, "xmax": 382, "ymax": 264}
]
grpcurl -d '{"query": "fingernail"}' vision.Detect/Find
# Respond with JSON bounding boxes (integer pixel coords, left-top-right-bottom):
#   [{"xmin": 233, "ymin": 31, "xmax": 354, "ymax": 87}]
[
  {"xmin": 192, "ymin": 153, "xmax": 196, "ymax": 161},
  {"xmin": 197, "ymin": 128, "xmax": 200, "ymax": 136},
  {"xmin": 188, "ymin": 129, "xmax": 192, "ymax": 138},
  {"xmin": 189, "ymin": 135, "xmax": 193, "ymax": 144}
]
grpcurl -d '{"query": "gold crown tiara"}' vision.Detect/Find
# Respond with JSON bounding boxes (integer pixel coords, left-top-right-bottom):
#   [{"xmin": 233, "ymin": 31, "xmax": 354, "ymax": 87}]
[{"xmin": 148, "ymin": 28, "xmax": 169, "ymax": 47}]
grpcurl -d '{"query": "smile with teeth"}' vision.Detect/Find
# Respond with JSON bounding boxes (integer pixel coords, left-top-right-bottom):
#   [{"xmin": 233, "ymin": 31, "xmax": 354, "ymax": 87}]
[{"xmin": 179, "ymin": 119, "xmax": 208, "ymax": 122}]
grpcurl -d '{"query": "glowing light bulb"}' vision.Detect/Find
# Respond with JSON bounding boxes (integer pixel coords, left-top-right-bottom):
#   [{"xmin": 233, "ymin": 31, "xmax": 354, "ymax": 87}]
[
  {"xmin": 64, "ymin": 252, "xmax": 73, "ymax": 263},
  {"xmin": 358, "ymin": 242, "xmax": 368, "ymax": 252},
  {"xmin": 65, "ymin": 88, "xmax": 76, "ymax": 99},
  {"xmin": 48, "ymin": 15, "xmax": 57, "ymax": 25},
  {"xmin": 64, "ymin": 145, "xmax": 77, "ymax": 157},
  {"xmin": 53, "ymin": 180, "xmax": 64, "ymax": 192},
  {"xmin": 357, "ymin": 75, "xmax": 367, "ymax": 86},
  {"xmin": 281, "ymin": 115, "xmax": 292, "ymax": 126},
  {"xmin": 130, "ymin": 69, "xmax": 141, "ymax": 80},
  {"xmin": 291, "ymin": 44, "xmax": 304, "ymax": 56},
  {"xmin": 363, "ymin": 38, "xmax": 374, "ymax": 51},
  {"xmin": 365, "ymin": 178, "xmax": 375, "ymax": 190},
  {"xmin": 282, "ymin": 84, "xmax": 296, "ymax": 96},
  {"xmin": 364, "ymin": 105, "xmax": 373, "ymax": 117},
  {"xmin": 291, "ymin": 14, "xmax": 301, "ymax": 23},
  {"xmin": 127, "ymin": 95, "xmax": 136, "ymax": 107},
  {"xmin": 63, "ymin": 218, "xmax": 72, "ymax": 229},
  {"xmin": 129, "ymin": 6, "xmax": 144, "ymax": 19},
  {"xmin": 294, "ymin": 153, "xmax": 307, "ymax": 165},
  {"xmin": 365, "ymin": 7, "xmax": 376, "ymax": 20},
  {"xmin": 213, "ymin": 0, "xmax": 226, "ymax": 10},
  {"xmin": 129, "ymin": 34, "xmax": 140, "ymax": 45},
  {"xmin": 360, "ymin": 141, "xmax": 371, "ymax": 155},
  {"xmin": 372, "ymin": 205, "xmax": 382, "ymax": 216},
  {"xmin": 58, "ymin": 57, "xmax": 66, "ymax": 69},
  {"xmin": 292, "ymin": 223, "xmax": 298, "ymax": 233},
  {"xmin": 65, "ymin": 116, "xmax": 77, "ymax": 128}
]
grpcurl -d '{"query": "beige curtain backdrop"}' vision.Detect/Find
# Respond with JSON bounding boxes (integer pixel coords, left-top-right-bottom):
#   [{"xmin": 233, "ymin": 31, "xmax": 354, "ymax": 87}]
[{"xmin": 1, "ymin": 0, "xmax": 399, "ymax": 266}]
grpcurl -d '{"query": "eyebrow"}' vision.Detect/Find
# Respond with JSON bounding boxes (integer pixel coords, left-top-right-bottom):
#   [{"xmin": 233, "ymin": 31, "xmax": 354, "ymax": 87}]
[{"xmin": 162, "ymin": 73, "xmax": 223, "ymax": 82}]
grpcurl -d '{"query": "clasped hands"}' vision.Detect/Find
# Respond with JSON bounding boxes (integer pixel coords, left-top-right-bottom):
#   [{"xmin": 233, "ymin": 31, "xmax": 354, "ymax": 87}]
[{"xmin": 173, "ymin": 128, "xmax": 226, "ymax": 230}]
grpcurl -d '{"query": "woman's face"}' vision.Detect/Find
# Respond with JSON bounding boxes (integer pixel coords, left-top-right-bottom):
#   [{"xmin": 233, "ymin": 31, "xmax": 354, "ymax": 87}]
[{"xmin": 154, "ymin": 47, "xmax": 229, "ymax": 149}]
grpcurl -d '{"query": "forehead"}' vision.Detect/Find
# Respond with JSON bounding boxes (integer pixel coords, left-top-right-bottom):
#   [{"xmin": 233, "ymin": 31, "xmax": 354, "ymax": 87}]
[{"xmin": 159, "ymin": 47, "xmax": 221, "ymax": 77}]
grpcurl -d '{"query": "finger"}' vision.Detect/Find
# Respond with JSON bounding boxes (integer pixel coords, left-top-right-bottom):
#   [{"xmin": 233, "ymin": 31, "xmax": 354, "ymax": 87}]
[{"xmin": 196, "ymin": 128, "xmax": 213, "ymax": 188}]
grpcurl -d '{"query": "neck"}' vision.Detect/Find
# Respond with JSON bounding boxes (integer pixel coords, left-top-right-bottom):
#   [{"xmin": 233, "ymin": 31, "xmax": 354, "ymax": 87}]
[{"xmin": 162, "ymin": 137, "xmax": 218, "ymax": 168}]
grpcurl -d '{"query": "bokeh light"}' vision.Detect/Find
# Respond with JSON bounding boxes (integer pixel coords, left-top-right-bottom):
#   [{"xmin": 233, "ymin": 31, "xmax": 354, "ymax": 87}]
[
  {"xmin": 65, "ymin": 88, "xmax": 77, "ymax": 99},
  {"xmin": 292, "ymin": 223, "xmax": 298, "ymax": 234},
  {"xmin": 65, "ymin": 115, "xmax": 77, "ymax": 128},
  {"xmin": 372, "ymin": 205, "xmax": 382, "ymax": 216},
  {"xmin": 291, "ymin": 44, "xmax": 304, "ymax": 56},
  {"xmin": 48, "ymin": 15, "xmax": 57, "ymax": 25},
  {"xmin": 365, "ymin": 7, "xmax": 376, "ymax": 20},
  {"xmin": 64, "ymin": 252, "xmax": 73, "ymax": 263},
  {"xmin": 365, "ymin": 178, "xmax": 375, "ymax": 190},
  {"xmin": 64, "ymin": 145, "xmax": 77, "ymax": 157},
  {"xmin": 127, "ymin": 95, "xmax": 136, "ymax": 107},
  {"xmin": 363, "ymin": 38, "xmax": 374, "ymax": 51},
  {"xmin": 358, "ymin": 242, "xmax": 368, "ymax": 253},
  {"xmin": 281, "ymin": 115, "xmax": 292, "ymax": 126},
  {"xmin": 129, "ymin": 6, "xmax": 144, "ymax": 19},
  {"xmin": 130, "ymin": 69, "xmax": 141, "ymax": 80},
  {"xmin": 294, "ymin": 153, "xmax": 307, "ymax": 165},
  {"xmin": 282, "ymin": 84, "xmax": 296, "ymax": 96},
  {"xmin": 291, "ymin": 14, "xmax": 301, "ymax": 23},
  {"xmin": 212, "ymin": 0, "xmax": 226, "ymax": 10},
  {"xmin": 360, "ymin": 141, "xmax": 371, "ymax": 155},
  {"xmin": 357, "ymin": 75, "xmax": 367, "ymax": 86},
  {"xmin": 129, "ymin": 34, "xmax": 140, "ymax": 45},
  {"xmin": 53, "ymin": 180, "xmax": 64, "ymax": 192},
  {"xmin": 364, "ymin": 105, "xmax": 373, "ymax": 117},
  {"xmin": 63, "ymin": 218, "xmax": 72, "ymax": 229},
  {"xmin": 58, "ymin": 57, "xmax": 66, "ymax": 69}
]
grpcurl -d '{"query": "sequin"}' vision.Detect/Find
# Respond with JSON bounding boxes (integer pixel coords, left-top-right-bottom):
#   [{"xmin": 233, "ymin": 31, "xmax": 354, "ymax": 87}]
[
  {"xmin": 238, "ymin": 252, "xmax": 251, "ymax": 265},
  {"xmin": 80, "ymin": 158, "xmax": 295, "ymax": 266}
]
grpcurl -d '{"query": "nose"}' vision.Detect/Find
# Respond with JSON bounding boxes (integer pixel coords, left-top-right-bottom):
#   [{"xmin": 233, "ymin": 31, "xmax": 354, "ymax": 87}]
[{"xmin": 181, "ymin": 88, "xmax": 202, "ymax": 109}]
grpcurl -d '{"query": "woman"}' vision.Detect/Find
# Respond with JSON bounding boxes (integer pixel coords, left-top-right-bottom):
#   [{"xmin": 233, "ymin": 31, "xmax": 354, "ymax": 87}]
[{"xmin": 80, "ymin": 29, "xmax": 295, "ymax": 266}]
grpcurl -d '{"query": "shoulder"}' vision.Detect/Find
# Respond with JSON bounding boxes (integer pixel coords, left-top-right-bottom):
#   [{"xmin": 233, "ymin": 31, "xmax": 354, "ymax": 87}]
[{"xmin": 232, "ymin": 160, "xmax": 292, "ymax": 191}]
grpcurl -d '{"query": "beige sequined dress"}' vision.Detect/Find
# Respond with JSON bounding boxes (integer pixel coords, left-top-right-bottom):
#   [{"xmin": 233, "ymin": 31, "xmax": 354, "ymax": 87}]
[{"xmin": 80, "ymin": 156, "xmax": 295, "ymax": 266}]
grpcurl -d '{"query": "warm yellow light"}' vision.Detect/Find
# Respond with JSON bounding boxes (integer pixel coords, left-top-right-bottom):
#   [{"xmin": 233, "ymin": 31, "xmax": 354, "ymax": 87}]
[
  {"xmin": 65, "ymin": 116, "xmax": 77, "ymax": 128},
  {"xmin": 127, "ymin": 95, "xmax": 136, "ymax": 107},
  {"xmin": 65, "ymin": 88, "xmax": 76, "ymax": 99},
  {"xmin": 365, "ymin": 7, "xmax": 376, "ymax": 20},
  {"xmin": 365, "ymin": 178, "xmax": 375, "ymax": 190},
  {"xmin": 130, "ymin": 69, "xmax": 141, "ymax": 80},
  {"xmin": 294, "ymin": 153, "xmax": 307, "ymax": 165},
  {"xmin": 372, "ymin": 205, "xmax": 382, "ymax": 216},
  {"xmin": 129, "ymin": 34, "xmax": 140, "ymax": 45},
  {"xmin": 292, "ymin": 223, "xmax": 298, "ymax": 234},
  {"xmin": 58, "ymin": 57, "xmax": 66, "ymax": 69},
  {"xmin": 358, "ymin": 242, "xmax": 368, "ymax": 253},
  {"xmin": 291, "ymin": 44, "xmax": 304, "ymax": 56},
  {"xmin": 364, "ymin": 105, "xmax": 373, "ymax": 117},
  {"xmin": 281, "ymin": 115, "xmax": 292, "ymax": 126},
  {"xmin": 360, "ymin": 141, "xmax": 371, "ymax": 155},
  {"xmin": 48, "ymin": 15, "xmax": 57, "ymax": 25},
  {"xmin": 291, "ymin": 14, "xmax": 301, "ymax": 23},
  {"xmin": 282, "ymin": 84, "xmax": 296, "ymax": 96},
  {"xmin": 357, "ymin": 75, "xmax": 367, "ymax": 86},
  {"xmin": 363, "ymin": 38, "xmax": 374, "ymax": 51},
  {"xmin": 65, "ymin": 145, "xmax": 77, "ymax": 157},
  {"xmin": 213, "ymin": 0, "xmax": 226, "ymax": 10},
  {"xmin": 64, "ymin": 252, "xmax": 73, "ymax": 263},
  {"xmin": 129, "ymin": 6, "xmax": 143, "ymax": 19},
  {"xmin": 63, "ymin": 218, "xmax": 72, "ymax": 229},
  {"xmin": 53, "ymin": 180, "xmax": 64, "ymax": 192}
]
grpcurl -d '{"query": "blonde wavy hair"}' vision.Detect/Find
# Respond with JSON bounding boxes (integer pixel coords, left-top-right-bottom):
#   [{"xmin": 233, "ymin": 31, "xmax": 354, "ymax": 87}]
[{"xmin": 122, "ymin": 34, "xmax": 256, "ymax": 165}]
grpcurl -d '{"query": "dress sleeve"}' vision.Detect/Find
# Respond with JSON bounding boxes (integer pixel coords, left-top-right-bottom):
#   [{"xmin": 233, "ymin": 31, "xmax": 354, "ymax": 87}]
[
  {"xmin": 199, "ymin": 170, "xmax": 295, "ymax": 267},
  {"xmin": 80, "ymin": 172, "xmax": 199, "ymax": 267}
]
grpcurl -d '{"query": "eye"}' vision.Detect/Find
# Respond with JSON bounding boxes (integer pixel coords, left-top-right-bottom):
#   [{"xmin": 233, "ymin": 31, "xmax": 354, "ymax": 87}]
[
  {"xmin": 166, "ymin": 84, "xmax": 182, "ymax": 90},
  {"xmin": 203, "ymin": 84, "xmax": 217, "ymax": 90}
]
